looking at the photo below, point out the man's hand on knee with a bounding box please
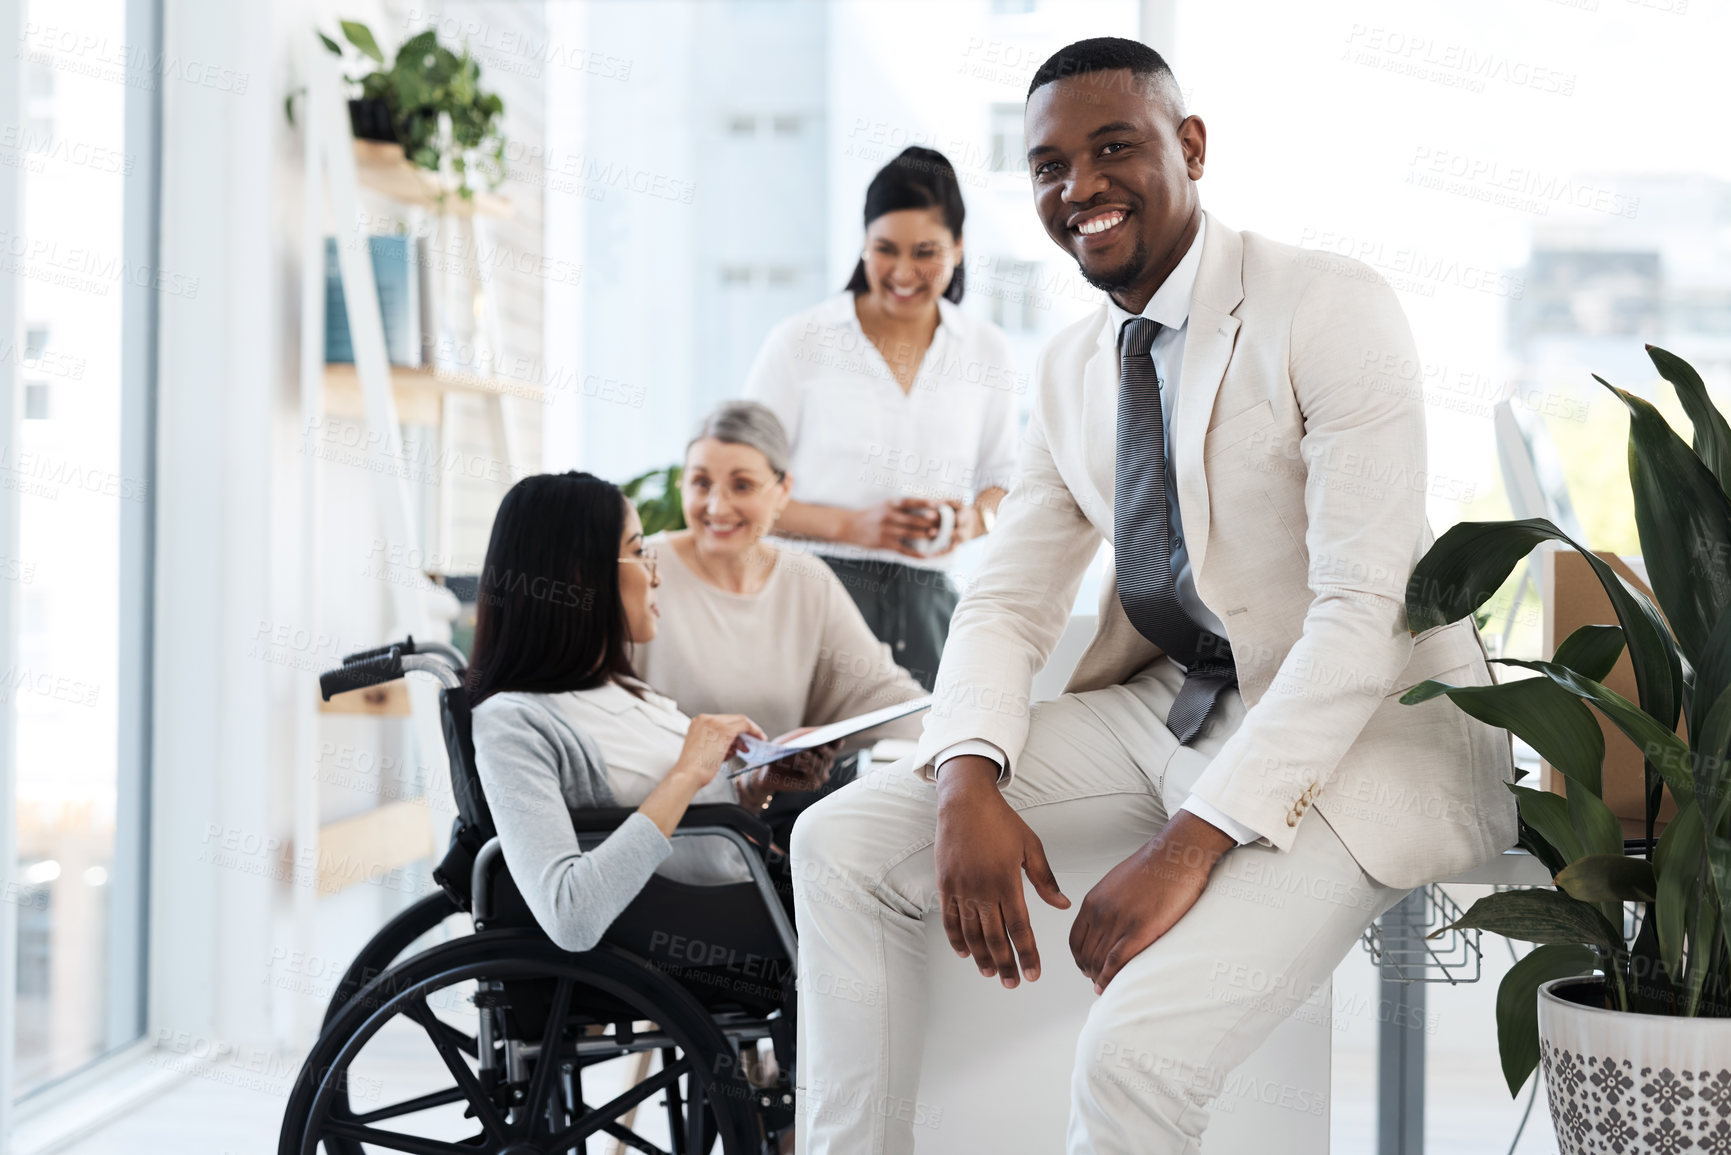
[934,756,1070,989]
[1070,810,1236,995]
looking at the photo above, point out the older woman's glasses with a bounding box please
[618,545,659,580]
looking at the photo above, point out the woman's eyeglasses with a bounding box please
[618,545,659,580]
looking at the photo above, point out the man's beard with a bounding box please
[1075,234,1151,296]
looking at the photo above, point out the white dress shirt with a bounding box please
[934,214,1261,846]
[743,291,1023,571]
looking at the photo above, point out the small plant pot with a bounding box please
[1539,976,1731,1154]
[347,98,395,143]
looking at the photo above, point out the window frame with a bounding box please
[1,0,162,1111]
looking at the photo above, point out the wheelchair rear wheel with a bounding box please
[279,931,763,1155]
[318,890,466,1040]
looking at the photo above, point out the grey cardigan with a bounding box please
[471,691,673,952]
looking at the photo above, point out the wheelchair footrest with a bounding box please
[755,1074,797,1136]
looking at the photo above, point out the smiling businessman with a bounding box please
[790,37,1516,1155]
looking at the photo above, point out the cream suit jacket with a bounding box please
[914,217,1517,889]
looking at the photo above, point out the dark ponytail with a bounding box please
[844,146,966,304]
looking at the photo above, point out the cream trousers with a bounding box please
[790,659,1406,1154]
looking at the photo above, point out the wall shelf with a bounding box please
[318,679,411,717]
[353,139,510,219]
[323,362,545,426]
[311,799,436,895]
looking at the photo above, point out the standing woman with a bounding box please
[744,146,1022,690]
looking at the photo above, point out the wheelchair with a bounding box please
[278,637,801,1155]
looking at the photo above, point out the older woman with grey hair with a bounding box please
[634,400,928,838]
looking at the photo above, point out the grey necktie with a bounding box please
[1114,316,1235,745]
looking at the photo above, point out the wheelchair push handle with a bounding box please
[341,636,419,665]
[319,648,403,700]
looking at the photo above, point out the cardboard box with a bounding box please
[1540,547,1680,838]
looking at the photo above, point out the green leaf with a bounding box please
[1697,682,1731,832]
[340,20,384,64]
[1568,785,1627,860]
[1709,827,1731,967]
[1654,802,1705,977]
[1495,945,1598,1096]
[1554,624,1627,684]
[1406,519,1681,734]
[397,29,439,67]
[1626,904,1675,1015]
[1518,819,1570,878]
[358,71,391,102]
[1501,659,1694,807]
[316,30,343,56]
[1405,674,1606,794]
[1693,609,1731,757]
[1555,854,1656,903]
[1405,519,1556,634]
[1512,785,1585,864]
[1598,375,1731,673]
[1684,900,1720,1016]
[1648,344,1731,496]
[1438,887,1623,953]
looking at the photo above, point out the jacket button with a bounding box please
[1286,812,1298,827]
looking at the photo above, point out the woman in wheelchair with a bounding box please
[466,469,833,954]
[280,472,821,1155]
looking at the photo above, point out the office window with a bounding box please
[11,0,156,1097]
[982,257,1041,333]
[989,103,1024,173]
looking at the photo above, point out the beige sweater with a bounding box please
[634,532,928,746]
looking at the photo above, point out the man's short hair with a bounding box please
[1026,37,1183,118]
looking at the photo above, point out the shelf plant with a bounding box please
[1400,344,1731,1095]
[291,19,507,202]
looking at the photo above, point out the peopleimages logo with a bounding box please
[21,22,250,94]
[0,228,200,299]
[1407,147,1639,220]
[1341,25,1576,97]
[0,445,150,502]
[1296,229,1524,300]
[0,125,132,175]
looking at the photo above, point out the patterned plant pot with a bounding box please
[1539,977,1731,1154]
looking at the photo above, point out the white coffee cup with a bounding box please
[909,502,955,556]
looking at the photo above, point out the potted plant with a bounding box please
[621,465,687,536]
[290,19,507,202]
[1401,344,1731,1152]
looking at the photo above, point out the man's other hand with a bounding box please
[1069,809,1235,994]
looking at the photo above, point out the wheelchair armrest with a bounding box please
[549,803,796,961]
[567,803,775,850]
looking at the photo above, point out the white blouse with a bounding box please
[742,291,1024,571]
[546,681,749,884]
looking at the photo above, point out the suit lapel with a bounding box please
[1173,220,1245,581]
